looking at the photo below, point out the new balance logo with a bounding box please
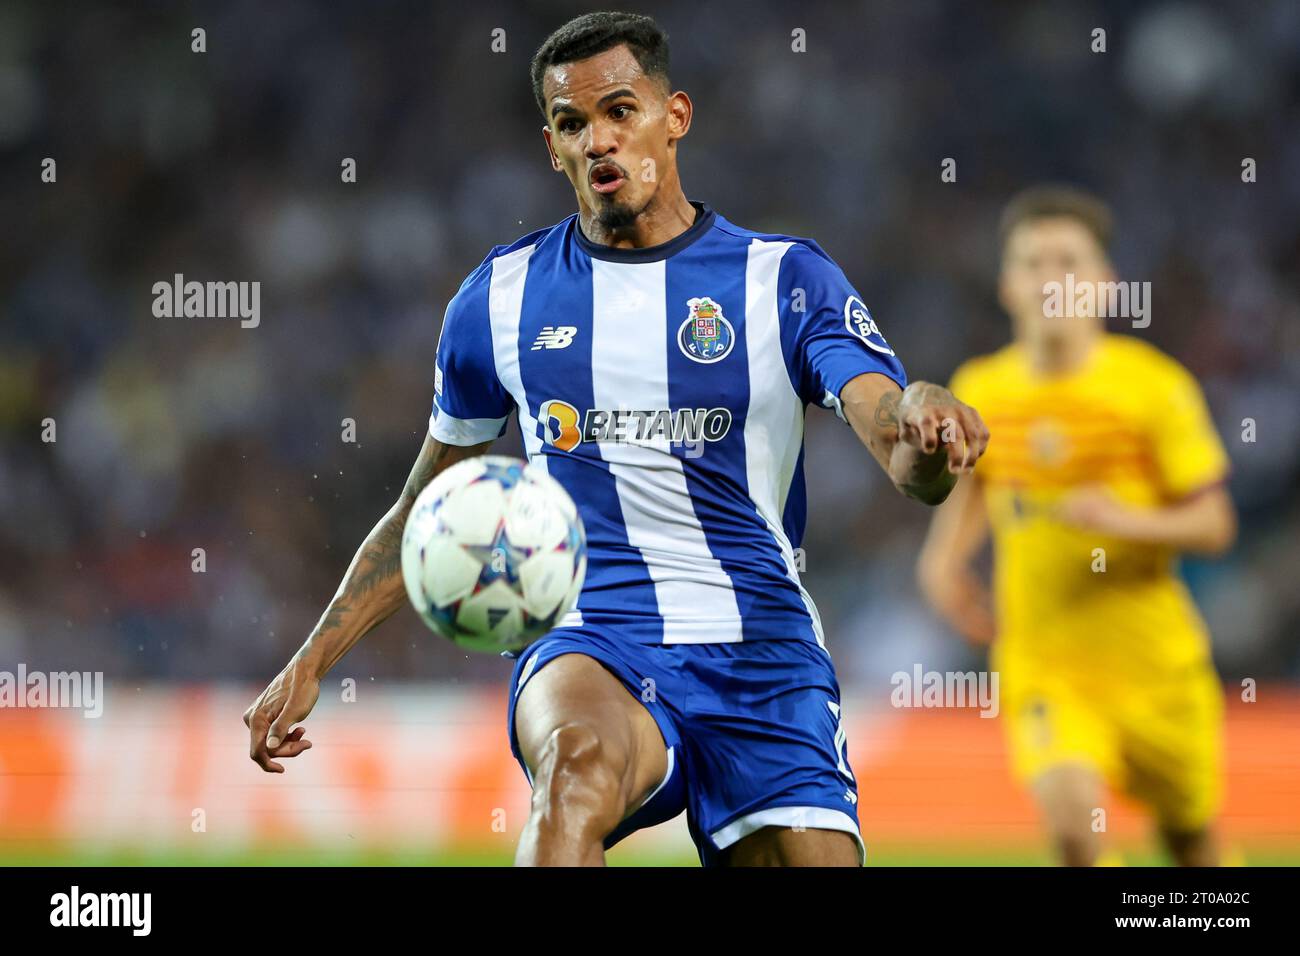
[531,326,578,350]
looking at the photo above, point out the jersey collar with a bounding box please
[573,200,715,263]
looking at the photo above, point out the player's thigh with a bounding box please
[513,652,669,815]
[1004,672,1119,821]
[1121,667,1223,833]
[723,825,860,867]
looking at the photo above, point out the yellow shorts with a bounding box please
[997,657,1224,831]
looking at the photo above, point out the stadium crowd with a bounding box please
[1,0,1297,684]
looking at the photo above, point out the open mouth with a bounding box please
[589,162,626,195]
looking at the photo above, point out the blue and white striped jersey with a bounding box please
[429,201,906,645]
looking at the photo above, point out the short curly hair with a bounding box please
[530,12,671,119]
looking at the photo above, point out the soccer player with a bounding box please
[244,12,988,866]
[918,186,1236,867]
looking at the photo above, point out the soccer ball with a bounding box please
[401,455,586,653]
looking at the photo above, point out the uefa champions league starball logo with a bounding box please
[678,296,735,363]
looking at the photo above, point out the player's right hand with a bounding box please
[896,382,990,476]
[244,656,321,773]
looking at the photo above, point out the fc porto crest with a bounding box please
[677,296,735,364]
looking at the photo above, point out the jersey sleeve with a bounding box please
[779,241,907,416]
[1146,360,1230,499]
[428,261,514,445]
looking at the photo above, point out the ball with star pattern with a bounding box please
[400,455,586,653]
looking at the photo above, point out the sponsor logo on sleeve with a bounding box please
[844,295,894,355]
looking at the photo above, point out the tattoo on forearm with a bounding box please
[318,602,350,632]
[403,444,444,501]
[354,517,405,596]
[312,508,405,641]
[315,441,452,640]
[874,390,901,429]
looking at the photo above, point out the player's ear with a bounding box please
[541,125,563,173]
[666,90,692,144]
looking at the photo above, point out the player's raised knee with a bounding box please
[531,722,628,821]
[539,721,604,771]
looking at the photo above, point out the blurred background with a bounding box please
[0,0,1297,864]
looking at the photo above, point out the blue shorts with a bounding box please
[506,626,864,866]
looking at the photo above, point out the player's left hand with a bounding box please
[1058,485,1132,535]
[897,382,990,474]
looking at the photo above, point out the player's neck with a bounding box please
[1024,330,1100,377]
[578,186,696,250]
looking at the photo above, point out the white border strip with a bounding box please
[711,805,865,865]
[743,239,826,647]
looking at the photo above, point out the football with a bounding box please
[400,455,586,653]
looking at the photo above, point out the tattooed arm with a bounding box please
[244,434,491,772]
[301,435,491,674]
[838,373,989,506]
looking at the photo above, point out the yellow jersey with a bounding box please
[949,334,1230,677]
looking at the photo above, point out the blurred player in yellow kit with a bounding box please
[918,186,1237,866]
